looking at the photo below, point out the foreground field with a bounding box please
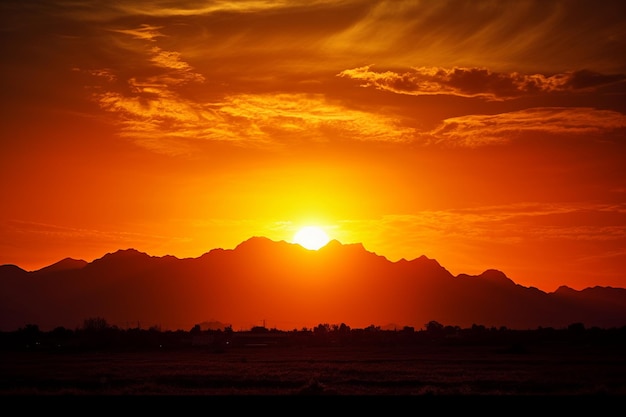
[1,342,624,396]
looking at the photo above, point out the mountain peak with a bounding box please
[105,248,149,258]
[35,257,87,274]
[321,239,365,252]
[0,264,27,275]
[88,248,152,269]
[235,236,278,249]
[115,248,147,255]
[455,269,515,287]
[479,269,513,283]
[555,285,576,294]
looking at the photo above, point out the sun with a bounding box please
[293,226,330,250]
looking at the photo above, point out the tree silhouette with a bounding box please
[425,320,444,334]
[82,317,109,331]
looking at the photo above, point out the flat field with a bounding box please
[1,342,624,396]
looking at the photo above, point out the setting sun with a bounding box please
[293,226,330,250]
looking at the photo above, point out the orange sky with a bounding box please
[1,0,625,292]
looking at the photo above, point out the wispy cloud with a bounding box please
[81,25,416,153]
[427,107,626,147]
[81,26,218,155]
[5,219,179,246]
[113,0,349,17]
[344,202,626,260]
[110,24,164,41]
[338,66,626,101]
[36,0,352,22]
[327,0,626,73]
[216,93,415,145]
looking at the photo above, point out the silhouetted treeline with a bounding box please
[2,317,625,353]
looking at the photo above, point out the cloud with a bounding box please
[216,93,415,145]
[94,86,415,152]
[82,26,220,154]
[70,10,626,153]
[427,107,626,147]
[110,24,164,41]
[5,219,178,247]
[33,0,348,22]
[112,0,347,17]
[338,66,626,100]
[349,202,626,257]
[327,0,626,73]
[81,25,416,153]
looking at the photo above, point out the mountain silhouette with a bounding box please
[1,237,625,332]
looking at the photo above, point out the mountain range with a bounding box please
[1,237,625,332]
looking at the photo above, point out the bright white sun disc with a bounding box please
[293,226,330,250]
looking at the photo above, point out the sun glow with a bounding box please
[293,226,330,250]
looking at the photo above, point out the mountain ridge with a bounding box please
[1,237,624,332]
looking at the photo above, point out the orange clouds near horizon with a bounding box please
[1,0,625,295]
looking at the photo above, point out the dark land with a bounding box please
[2,239,626,403]
[2,321,625,397]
